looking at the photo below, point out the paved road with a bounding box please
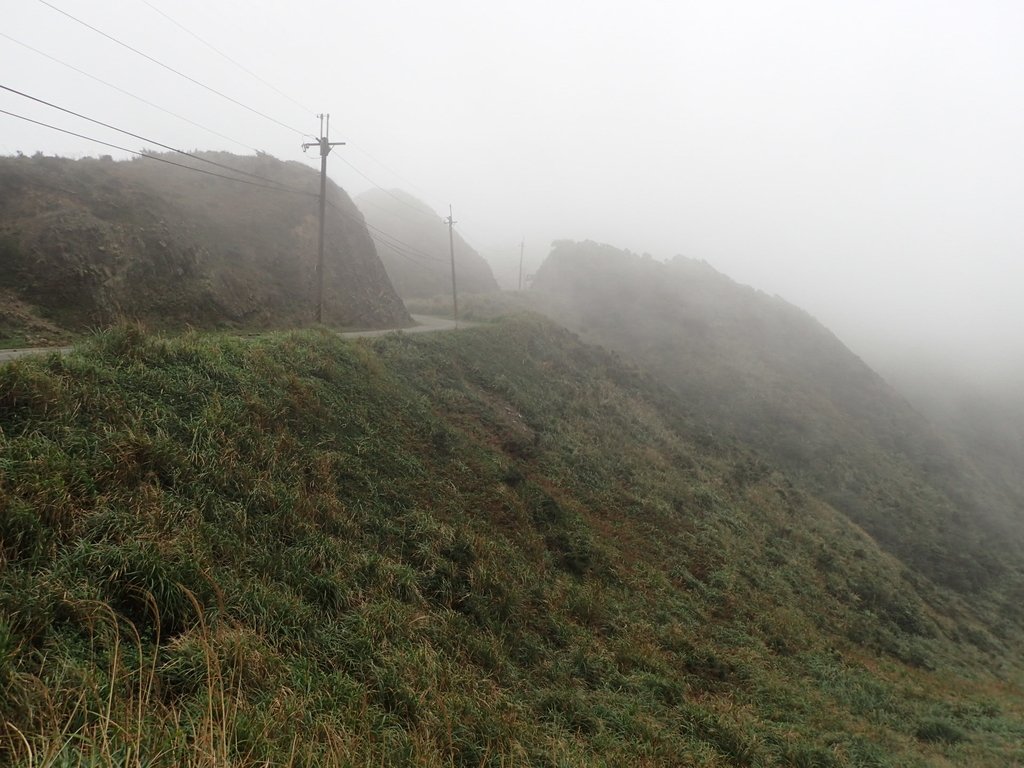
[345,314,462,338]
[0,344,72,363]
[0,314,463,364]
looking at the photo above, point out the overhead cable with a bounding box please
[328,199,445,264]
[336,155,437,221]
[0,108,313,195]
[0,83,310,194]
[135,0,315,119]
[0,31,258,153]
[348,140,441,205]
[36,0,308,137]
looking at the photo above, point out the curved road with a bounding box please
[0,314,463,364]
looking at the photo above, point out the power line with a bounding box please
[36,0,308,138]
[332,153,480,256]
[335,154,437,221]
[0,31,258,153]
[2,88,452,273]
[16,3,514,283]
[319,210,435,277]
[135,0,315,119]
[326,199,435,260]
[367,236,438,274]
[3,86,446,263]
[3,107,450,283]
[353,186,445,232]
[327,199,445,265]
[321,131,444,223]
[362,218,446,265]
[343,141,502,267]
[371,230,445,266]
[362,219,447,264]
[0,83,311,193]
[348,140,440,204]
[0,108,312,195]
[0,109,437,265]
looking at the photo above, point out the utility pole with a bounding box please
[445,205,458,328]
[302,114,344,324]
[518,238,525,291]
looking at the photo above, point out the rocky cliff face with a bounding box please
[0,152,410,333]
[355,188,499,299]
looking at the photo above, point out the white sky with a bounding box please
[2,0,1022,380]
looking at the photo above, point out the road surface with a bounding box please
[0,315,464,364]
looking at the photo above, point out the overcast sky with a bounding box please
[2,0,1022,382]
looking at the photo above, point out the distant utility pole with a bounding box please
[302,114,345,324]
[518,238,525,291]
[446,204,458,328]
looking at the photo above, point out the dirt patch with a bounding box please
[0,289,71,346]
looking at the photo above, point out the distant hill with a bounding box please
[355,188,499,298]
[529,241,1024,599]
[0,152,409,337]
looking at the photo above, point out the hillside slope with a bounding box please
[2,319,1022,766]
[355,188,499,298]
[0,152,409,335]
[886,369,1024,527]
[527,241,1024,600]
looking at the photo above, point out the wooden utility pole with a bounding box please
[445,204,458,328]
[518,238,525,291]
[302,114,344,323]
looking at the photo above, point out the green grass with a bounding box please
[522,241,1024,604]
[1,318,1022,766]
[0,335,30,349]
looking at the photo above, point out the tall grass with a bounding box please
[2,320,1022,766]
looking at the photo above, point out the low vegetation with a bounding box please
[0,152,408,334]
[519,241,1024,602]
[2,318,1022,765]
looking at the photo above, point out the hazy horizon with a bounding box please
[3,0,1022,389]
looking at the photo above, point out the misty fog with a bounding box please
[3,0,1022,394]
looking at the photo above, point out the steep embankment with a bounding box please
[355,188,499,298]
[0,152,409,336]
[528,241,1024,600]
[2,318,1022,766]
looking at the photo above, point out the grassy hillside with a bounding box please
[525,242,1024,601]
[886,370,1024,529]
[355,188,500,299]
[0,152,409,336]
[2,318,1022,766]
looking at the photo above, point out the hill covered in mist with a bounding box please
[355,188,499,299]
[3,319,1022,765]
[524,241,1024,602]
[891,372,1024,535]
[0,152,409,340]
